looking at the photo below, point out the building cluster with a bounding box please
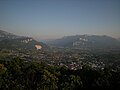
[1,48,119,70]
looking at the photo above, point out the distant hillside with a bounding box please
[0,30,22,41]
[0,30,47,50]
[48,35,120,49]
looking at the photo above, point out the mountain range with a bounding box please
[47,35,120,49]
[0,30,47,50]
[0,30,120,50]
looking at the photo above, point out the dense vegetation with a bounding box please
[0,57,120,90]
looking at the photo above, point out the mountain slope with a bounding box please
[0,30,47,50]
[48,35,120,49]
[0,30,22,41]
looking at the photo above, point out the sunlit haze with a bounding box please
[0,0,120,39]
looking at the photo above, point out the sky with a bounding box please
[0,0,120,39]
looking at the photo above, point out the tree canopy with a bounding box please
[0,57,120,90]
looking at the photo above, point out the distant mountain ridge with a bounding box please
[0,30,22,41]
[0,30,47,50]
[48,35,120,49]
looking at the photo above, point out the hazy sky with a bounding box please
[0,0,120,39]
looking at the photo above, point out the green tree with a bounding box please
[61,75,83,90]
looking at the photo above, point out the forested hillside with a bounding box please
[0,57,120,90]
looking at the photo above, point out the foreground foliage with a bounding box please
[0,57,120,90]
